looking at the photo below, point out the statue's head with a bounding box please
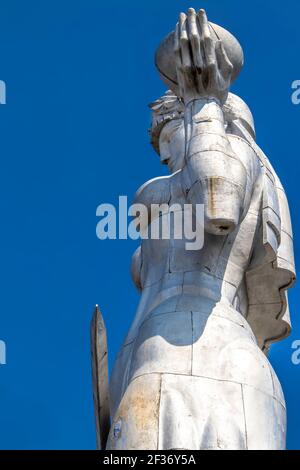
[150,91,256,176]
[150,91,260,234]
[149,91,185,173]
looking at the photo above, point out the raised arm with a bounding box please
[175,9,248,235]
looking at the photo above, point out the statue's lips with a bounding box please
[155,22,244,94]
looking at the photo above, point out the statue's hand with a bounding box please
[174,8,233,104]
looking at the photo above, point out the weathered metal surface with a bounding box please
[100,8,296,450]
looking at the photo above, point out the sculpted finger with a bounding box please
[198,9,210,40]
[174,22,182,69]
[179,12,191,69]
[174,22,185,97]
[215,40,233,79]
[198,9,215,68]
[187,7,203,71]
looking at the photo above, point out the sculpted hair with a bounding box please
[149,90,184,155]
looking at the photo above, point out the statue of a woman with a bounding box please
[104,8,295,450]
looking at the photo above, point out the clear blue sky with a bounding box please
[0,0,299,450]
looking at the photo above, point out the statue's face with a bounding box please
[158,119,185,173]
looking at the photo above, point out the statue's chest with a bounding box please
[137,174,259,288]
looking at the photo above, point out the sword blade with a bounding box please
[91,305,110,449]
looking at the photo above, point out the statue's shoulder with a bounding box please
[135,172,182,206]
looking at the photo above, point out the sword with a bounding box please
[91,305,111,450]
